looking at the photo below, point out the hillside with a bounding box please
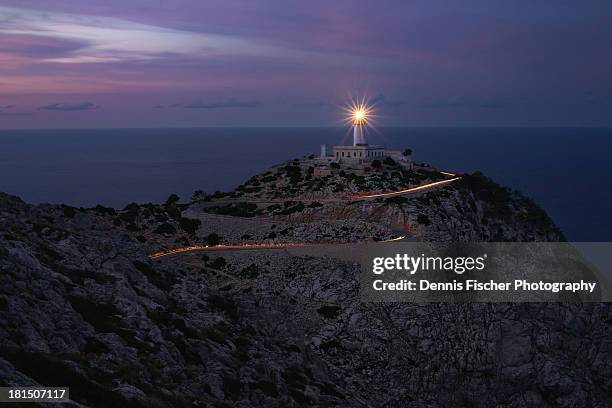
[206,155,447,201]
[0,160,608,407]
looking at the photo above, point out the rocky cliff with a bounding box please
[0,164,610,407]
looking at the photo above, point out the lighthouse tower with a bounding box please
[331,103,386,161]
[353,110,366,146]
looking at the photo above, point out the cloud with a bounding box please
[37,101,99,111]
[417,94,505,109]
[0,6,310,64]
[0,34,87,58]
[0,104,34,116]
[367,93,505,110]
[371,93,409,108]
[0,112,34,116]
[292,101,334,109]
[173,98,261,109]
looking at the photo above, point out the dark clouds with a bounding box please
[292,101,335,109]
[0,34,88,58]
[0,105,34,116]
[38,102,99,111]
[172,99,261,109]
[370,94,410,108]
[417,95,505,109]
[0,112,34,116]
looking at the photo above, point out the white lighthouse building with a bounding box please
[317,103,411,170]
[331,107,385,161]
[353,110,366,146]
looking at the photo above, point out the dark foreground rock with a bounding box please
[0,180,610,407]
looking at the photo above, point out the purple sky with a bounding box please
[1,1,611,128]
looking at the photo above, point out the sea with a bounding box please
[0,127,610,241]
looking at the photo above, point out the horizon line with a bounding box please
[2,125,612,131]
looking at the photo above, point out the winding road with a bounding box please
[149,174,460,260]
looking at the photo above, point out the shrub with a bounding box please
[133,260,172,291]
[371,160,381,169]
[383,157,395,166]
[123,203,140,212]
[68,295,122,333]
[153,223,176,234]
[417,214,431,226]
[93,205,116,216]
[178,217,201,235]
[191,190,207,202]
[208,257,226,270]
[208,294,238,320]
[384,196,408,205]
[165,205,181,220]
[284,165,302,184]
[119,210,137,224]
[205,233,220,246]
[239,264,259,278]
[207,202,258,218]
[62,205,77,218]
[53,264,117,285]
[165,194,180,205]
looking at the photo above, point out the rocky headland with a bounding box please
[1,155,610,407]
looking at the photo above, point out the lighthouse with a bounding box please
[330,101,387,161]
[353,108,366,146]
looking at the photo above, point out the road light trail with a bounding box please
[149,236,406,259]
[382,235,406,243]
[348,177,461,199]
[150,242,321,259]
